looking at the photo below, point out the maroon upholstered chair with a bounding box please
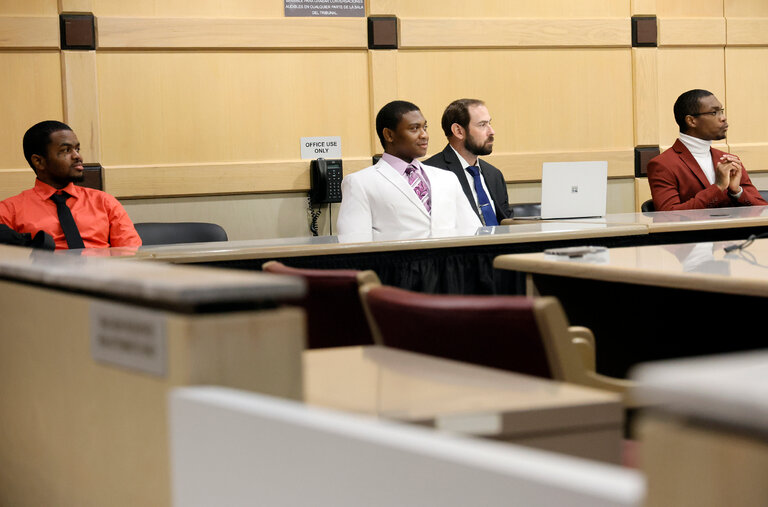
[360,284,634,404]
[262,261,380,349]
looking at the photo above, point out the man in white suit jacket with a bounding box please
[337,101,481,236]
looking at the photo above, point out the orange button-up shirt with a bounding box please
[0,179,141,250]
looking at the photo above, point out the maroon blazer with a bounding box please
[648,139,767,211]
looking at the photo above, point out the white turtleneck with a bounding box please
[678,132,715,184]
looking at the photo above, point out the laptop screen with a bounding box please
[540,161,608,219]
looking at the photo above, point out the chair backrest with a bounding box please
[170,386,644,507]
[263,261,380,349]
[510,202,541,218]
[640,199,655,213]
[134,222,228,246]
[360,285,556,378]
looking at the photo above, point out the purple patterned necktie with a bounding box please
[405,165,431,213]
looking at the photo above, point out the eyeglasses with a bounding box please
[689,108,725,118]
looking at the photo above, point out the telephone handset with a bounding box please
[310,158,343,204]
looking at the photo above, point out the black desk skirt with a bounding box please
[199,224,767,295]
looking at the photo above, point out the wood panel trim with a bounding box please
[59,0,94,12]
[0,169,35,201]
[633,47,659,146]
[727,18,768,46]
[727,143,768,173]
[631,0,656,16]
[483,149,634,181]
[104,158,373,198]
[657,18,726,47]
[97,17,367,49]
[367,0,397,16]
[634,177,651,212]
[368,50,398,153]
[61,50,101,163]
[96,149,634,198]
[0,16,59,49]
[399,18,630,49]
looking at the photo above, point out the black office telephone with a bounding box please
[309,158,343,204]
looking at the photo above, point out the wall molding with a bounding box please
[399,18,630,48]
[658,18,725,47]
[481,149,634,182]
[97,17,367,49]
[0,16,59,48]
[727,18,768,46]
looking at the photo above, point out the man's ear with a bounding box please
[30,154,45,174]
[382,127,395,144]
[685,115,697,131]
[450,123,465,140]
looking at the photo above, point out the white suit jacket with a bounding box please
[336,158,481,236]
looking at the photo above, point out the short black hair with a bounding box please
[23,120,72,171]
[673,89,713,133]
[441,98,485,138]
[375,100,421,149]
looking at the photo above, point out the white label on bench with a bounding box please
[90,301,167,377]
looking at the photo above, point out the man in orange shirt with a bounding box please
[0,120,141,249]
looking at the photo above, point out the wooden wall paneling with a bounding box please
[658,18,726,46]
[0,16,59,48]
[633,48,660,146]
[0,170,36,201]
[656,48,725,145]
[368,50,398,154]
[91,0,284,18]
[59,0,94,13]
[727,19,768,46]
[97,17,367,49]
[724,0,768,18]
[104,158,372,198]
[632,0,657,16]
[380,1,629,18]
[61,51,100,163]
[0,52,63,170]
[655,0,723,18]
[399,18,630,49]
[398,48,634,172]
[96,51,370,164]
[634,177,652,211]
[2,0,58,16]
[487,150,634,182]
[368,0,398,16]
[725,48,768,172]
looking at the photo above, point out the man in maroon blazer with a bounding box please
[648,89,767,211]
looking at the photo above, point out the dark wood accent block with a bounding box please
[368,16,398,49]
[76,163,103,190]
[632,16,657,48]
[635,146,660,177]
[60,13,96,50]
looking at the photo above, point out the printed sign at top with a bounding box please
[284,0,365,17]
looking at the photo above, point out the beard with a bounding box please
[464,135,493,156]
[71,173,86,183]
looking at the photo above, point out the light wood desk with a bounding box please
[549,205,768,236]
[119,222,648,294]
[304,346,624,463]
[0,245,305,507]
[633,350,768,507]
[494,239,768,377]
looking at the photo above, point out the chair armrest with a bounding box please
[568,326,596,371]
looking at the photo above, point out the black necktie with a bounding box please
[50,192,85,249]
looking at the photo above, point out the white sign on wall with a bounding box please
[301,136,342,159]
[285,0,364,17]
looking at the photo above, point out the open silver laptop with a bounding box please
[539,161,608,219]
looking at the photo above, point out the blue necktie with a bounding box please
[466,165,498,226]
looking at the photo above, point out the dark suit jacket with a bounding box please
[648,139,767,211]
[424,145,512,221]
